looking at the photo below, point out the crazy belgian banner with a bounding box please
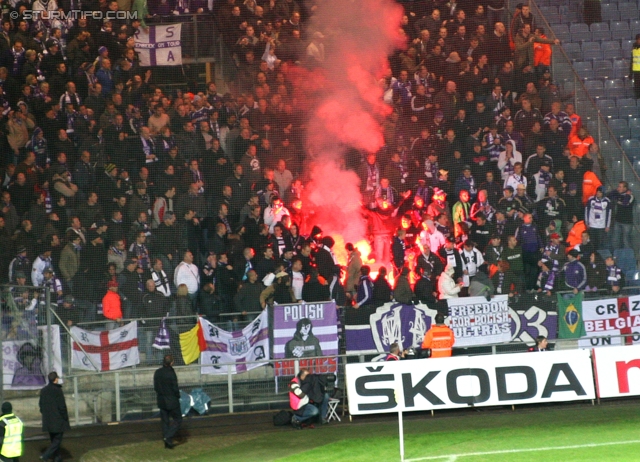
[344,297,556,355]
[199,311,270,375]
[134,24,182,66]
[447,295,511,347]
[71,322,140,371]
[272,301,339,376]
[346,349,595,415]
[579,295,640,348]
[3,325,62,390]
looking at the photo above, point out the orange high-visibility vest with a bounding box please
[422,325,455,357]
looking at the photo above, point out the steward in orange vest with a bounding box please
[422,313,455,358]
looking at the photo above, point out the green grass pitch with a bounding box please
[80,402,640,462]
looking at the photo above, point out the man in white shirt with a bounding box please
[419,219,446,253]
[460,241,485,288]
[174,250,200,305]
[290,258,305,301]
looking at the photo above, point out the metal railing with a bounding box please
[530,0,640,255]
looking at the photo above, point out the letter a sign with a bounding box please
[134,24,182,66]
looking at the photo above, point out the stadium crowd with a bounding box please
[0,0,635,343]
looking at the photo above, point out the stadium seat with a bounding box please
[593,60,613,79]
[618,104,639,119]
[591,22,611,41]
[618,3,639,19]
[597,249,612,260]
[613,59,631,79]
[629,117,640,134]
[608,118,629,138]
[582,41,601,52]
[625,271,640,287]
[553,24,571,42]
[600,105,620,119]
[570,23,592,42]
[602,4,620,21]
[605,78,627,98]
[622,138,640,159]
[564,42,583,61]
[596,97,614,108]
[584,49,603,60]
[587,79,606,91]
[613,248,636,276]
[611,20,630,40]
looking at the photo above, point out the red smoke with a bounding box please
[294,0,404,267]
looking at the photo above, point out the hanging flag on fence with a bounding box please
[179,320,206,365]
[200,311,270,374]
[153,317,171,350]
[557,292,585,339]
[71,322,140,371]
[134,24,182,66]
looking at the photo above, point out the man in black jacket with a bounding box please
[154,355,181,449]
[39,371,70,462]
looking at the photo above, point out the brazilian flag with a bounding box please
[557,293,585,339]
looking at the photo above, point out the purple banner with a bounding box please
[272,302,338,376]
[345,301,558,355]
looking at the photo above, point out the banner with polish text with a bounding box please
[344,298,557,355]
[134,24,182,66]
[272,301,338,376]
[71,322,139,371]
[447,295,512,347]
[200,311,269,374]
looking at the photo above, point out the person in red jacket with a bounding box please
[102,280,122,329]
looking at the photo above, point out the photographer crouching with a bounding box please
[289,368,330,429]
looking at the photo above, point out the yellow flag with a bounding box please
[179,323,202,365]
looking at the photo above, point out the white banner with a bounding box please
[3,325,62,390]
[593,344,640,398]
[71,322,140,371]
[200,311,269,375]
[447,295,512,347]
[579,296,640,348]
[346,350,595,415]
[134,24,182,66]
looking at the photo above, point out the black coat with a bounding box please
[154,365,180,411]
[39,381,70,433]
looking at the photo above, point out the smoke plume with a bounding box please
[298,0,404,264]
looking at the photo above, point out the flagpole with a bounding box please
[48,306,102,372]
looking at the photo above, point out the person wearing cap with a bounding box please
[460,240,484,289]
[531,159,552,202]
[563,249,587,294]
[260,270,296,308]
[469,213,491,253]
[39,371,70,462]
[0,401,22,461]
[8,247,31,285]
[585,186,611,252]
[42,266,64,304]
[485,235,503,275]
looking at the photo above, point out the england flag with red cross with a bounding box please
[71,322,140,371]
